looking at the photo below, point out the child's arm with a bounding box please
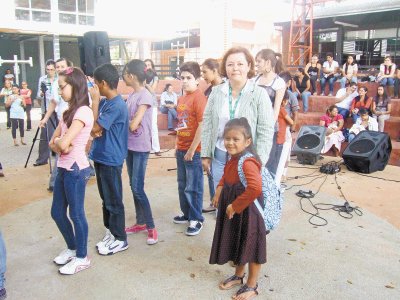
[129,104,149,132]
[49,124,63,154]
[55,120,85,153]
[212,186,223,208]
[230,158,262,215]
[5,96,12,108]
[89,85,103,137]
[184,122,202,161]
[285,114,294,126]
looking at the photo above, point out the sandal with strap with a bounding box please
[232,283,259,300]
[219,273,246,290]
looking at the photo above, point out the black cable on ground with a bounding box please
[295,172,362,226]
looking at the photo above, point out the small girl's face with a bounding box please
[377,87,384,95]
[12,86,19,94]
[224,128,251,157]
[281,98,288,107]
[58,76,72,102]
[144,61,152,70]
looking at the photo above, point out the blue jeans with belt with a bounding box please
[126,150,155,229]
[51,163,91,258]
[176,150,204,222]
[0,230,6,289]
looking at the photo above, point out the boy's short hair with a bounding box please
[93,63,119,90]
[180,61,201,79]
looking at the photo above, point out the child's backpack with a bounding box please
[238,152,283,230]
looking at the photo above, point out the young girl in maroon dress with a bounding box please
[210,117,266,300]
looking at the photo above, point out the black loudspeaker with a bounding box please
[292,125,327,165]
[342,131,392,173]
[78,31,111,76]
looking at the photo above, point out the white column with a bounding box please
[19,41,27,82]
[38,36,45,77]
[53,34,60,60]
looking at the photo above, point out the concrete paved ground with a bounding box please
[0,109,399,299]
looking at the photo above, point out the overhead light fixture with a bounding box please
[334,21,358,28]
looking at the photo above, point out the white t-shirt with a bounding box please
[343,63,358,76]
[335,88,358,109]
[323,60,339,74]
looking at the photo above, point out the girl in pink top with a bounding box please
[48,67,94,275]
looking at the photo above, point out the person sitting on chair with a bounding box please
[160,83,178,131]
[348,108,378,142]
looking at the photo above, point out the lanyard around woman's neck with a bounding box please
[228,85,243,120]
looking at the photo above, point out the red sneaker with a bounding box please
[147,228,158,245]
[125,224,147,234]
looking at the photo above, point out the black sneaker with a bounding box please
[173,214,188,224]
[186,221,203,236]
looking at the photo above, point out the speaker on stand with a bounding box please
[342,131,392,173]
[78,31,111,76]
[292,125,327,165]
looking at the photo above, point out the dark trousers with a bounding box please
[36,113,57,165]
[11,118,24,139]
[25,104,32,130]
[94,162,127,241]
[5,107,11,128]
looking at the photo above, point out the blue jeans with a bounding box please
[51,163,91,258]
[380,78,394,86]
[126,151,155,229]
[176,150,204,222]
[160,106,177,130]
[0,230,6,289]
[294,91,311,112]
[211,147,227,194]
[94,162,127,241]
[320,76,337,94]
[340,76,357,88]
[337,107,350,119]
[348,133,356,143]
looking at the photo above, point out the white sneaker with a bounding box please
[96,229,114,249]
[98,239,129,255]
[53,249,76,265]
[59,256,91,275]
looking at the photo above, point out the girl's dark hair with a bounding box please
[354,86,368,103]
[60,67,90,127]
[256,48,285,74]
[202,58,220,72]
[297,67,307,76]
[144,59,156,70]
[375,84,389,104]
[221,47,255,79]
[326,104,338,115]
[223,117,261,164]
[123,59,148,83]
[164,83,172,92]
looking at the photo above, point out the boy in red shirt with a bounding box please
[266,91,294,178]
[173,62,207,236]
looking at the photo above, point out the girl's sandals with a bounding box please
[232,283,259,300]
[219,273,246,290]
